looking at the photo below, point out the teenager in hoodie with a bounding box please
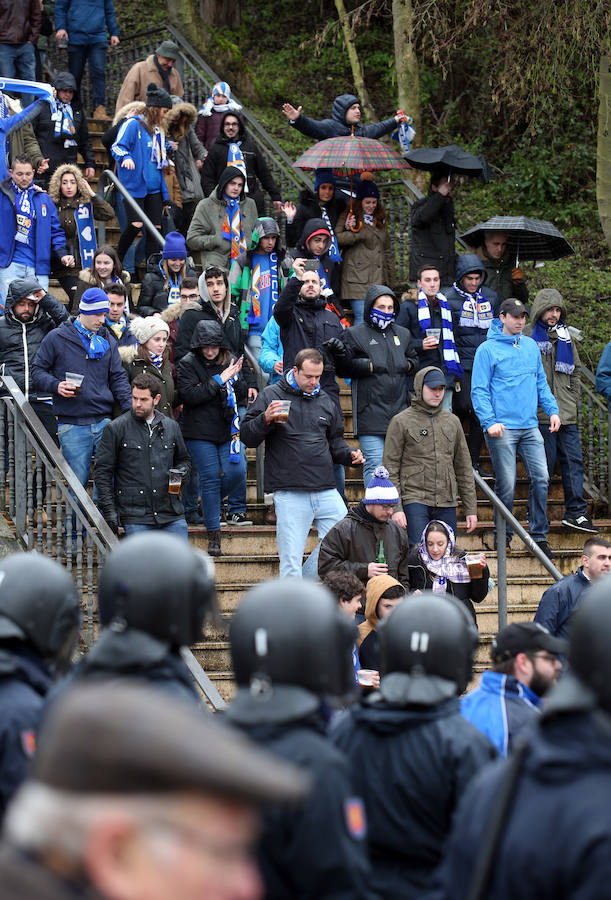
[195,81,241,150]
[356,574,405,671]
[294,216,342,299]
[281,93,404,140]
[282,167,346,250]
[187,165,257,271]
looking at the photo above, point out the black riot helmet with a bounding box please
[377,593,478,705]
[0,553,81,667]
[97,533,216,647]
[227,578,357,725]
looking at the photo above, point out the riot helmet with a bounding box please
[97,533,216,647]
[378,593,478,704]
[0,553,81,669]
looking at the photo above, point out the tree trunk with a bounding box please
[334,0,377,122]
[392,0,421,145]
[597,55,611,252]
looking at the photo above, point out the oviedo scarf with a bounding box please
[213,373,241,462]
[222,194,246,260]
[370,308,395,330]
[285,366,320,398]
[247,251,278,325]
[454,283,494,330]
[73,318,109,359]
[227,142,248,191]
[148,350,164,369]
[319,205,341,263]
[417,522,470,593]
[151,125,167,170]
[13,183,35,246]
[106,314,127,340]
[74,203,97,269]
[158,258,181,305]
[53,101,76,147]
[530,319,575,374]
[417,289,463,379]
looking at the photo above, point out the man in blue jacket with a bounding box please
[471,297,560,559]
[281,93,404,140]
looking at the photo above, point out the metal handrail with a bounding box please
[96,169,165,249]
[243,345,266,504]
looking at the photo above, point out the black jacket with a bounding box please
[396,298,456,387]
[443,254,500,371]
[294,217,341,297]
[34,73,95,178]
[201,112,281,202]
[534,568,591,640]
[0,284,68,399]
[338,287,416,435]
[409,190,456,285]
[241,377,353,493]
[331,696,496,900]
[137,252,198,317]
[285,187,346,249]
[177,349,246,443]
[93,409,191,526]
[290,93,396,142]
[318,501,411,589]
[407,546,489,624]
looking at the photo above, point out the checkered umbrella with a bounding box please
[293,135,409,176]
[459,216,574,263]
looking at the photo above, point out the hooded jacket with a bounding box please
[0,180,68,283]
[137,252,197,317]
[164,102,206,204]
[472,243,529,304]
[534,567,591,640]
[338,285,417,435]
[285,186,346,249]
[471,319,560,432]
[34,73,95,177]
[0,279,69,399]
[73,265,132,311]
[383,367,477,512]
[228,218,291,331]
[289,93,397,141]
[318,500,411,588]
[54,0,119,46]
[460,670,542,757]
[356,573,402,670]
[330,695,496,899]
[336,206,395,299]
[295,216,341,297]
[444,253,500,370]
[186,166,258,270]
[409,189,456,285]
[201,111,280,202]
[523,289,581,424]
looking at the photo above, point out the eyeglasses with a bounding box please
[180,293,200,300]
[530,652,560,664]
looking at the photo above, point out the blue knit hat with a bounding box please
[363,466,400,505]
[162,231,187,260]
[79,287,110,315]
[314,168,336,190]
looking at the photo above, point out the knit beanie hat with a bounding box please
[363,466,400,505]
[162,231,187,259]
[79,288,110,315]
[212,81,231,99]
[356,171,380,200]
[254,217,280,239]
[146,82,172,109]
[129,316,170,345]
[314,168,336,190]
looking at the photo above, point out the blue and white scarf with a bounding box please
[0,92,9,120]
[151,125,167,170]
[148,350,164,369]
[227,141,248,191]
[106,314,127,340]
[531,319,575,374]
[320,205,341,263]
[198,83,241,116]
[453,282,494,330]
[417,289,463,379]
[247,251,278,325]
[13,183,35,246]
[285,366,320,398]
[158,258,181,305]
[53,101,76,147]
[370,307,395,330]
[73,317,109,359]
[315,259,331,293]
[213,373,241,462]
[222,194,246,259]
[74,202,97,269]
[417,522,470,593]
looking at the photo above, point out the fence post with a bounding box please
[13,408,27,538]
[496,517,507,631]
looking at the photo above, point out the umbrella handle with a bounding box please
[348,173,362,232]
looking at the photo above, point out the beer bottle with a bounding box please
[376,540,386,565]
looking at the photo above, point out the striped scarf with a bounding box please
[417,522,470,593]
[222,195,246,259]
[213,373,241,462]
[148,350,164,369]
[227,142,248,192]
[106,314,127,340]
[417,289,463,379]
[320,205,341,263]
[151,125,167,170]
[454,283,494,329]
[53,101,76,145]
[530,319,575,374]
[247,251,278,324]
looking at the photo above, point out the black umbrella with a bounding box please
[404,144,492,181]
[459,216,575,264]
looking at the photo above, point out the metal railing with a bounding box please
[96,169,165,250]
[577,364,610,514]
[0,374,226,711]
[243,345,266,504]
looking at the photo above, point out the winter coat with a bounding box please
[241,377,353,493]
[273,275,344,405]
[0,647,52,818]
[534,567,591,640]
[186,180,258,270]
[137,252,197,317]
[195,100,241,150]
[94,408,190,526]
[290,93,396,141]
[0,179,68,279]
[165,102,206,204]
[120,346,177,419]
[338,286,416,435]
[470,244,529,304]
[471,319,560,432]
[330,695,497,900]
[409,190,457,285]
[258,316,283,383]
[111,115,169,201]
[336,210,395,299]
[2,99,45,182]
[228,242,291,332]
[383,367,477,512]
[49,195,115,278]
[201,112,280,203]
[295,216,341,297]
[0,843,104,900]
[114,55,183,115]
[460,670,542,757]
[33,74,95,177]
[285,187,346,249]
[32,320,132,423]
[0,283,68,399]
[596,341,611,410]
[427,710,611,900]
[0,0,41,44]
[396,296,457,388]
[73,266,132,310]
[406,545,489,623]
[444,253,500,371]
[523,290,581,425]
[318,501,411,588]
[54,0,119,45]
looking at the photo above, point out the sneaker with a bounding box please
[562,514,599,534]
[228,512,253,526]
[207,530,222,557]
[534,540,556,560]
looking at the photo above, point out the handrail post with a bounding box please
[13,405,26,538]
[97,170,165,250]
[243,344,266,505]
[496,517,507,630]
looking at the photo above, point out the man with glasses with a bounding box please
[460,622,566,756]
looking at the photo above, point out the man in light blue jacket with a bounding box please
[471,297,560,559]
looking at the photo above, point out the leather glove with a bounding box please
[323,337,348,358]
[104,513,119,535]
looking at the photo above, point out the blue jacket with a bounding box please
[0,180,68,277]
[443,253,499,371]
[596,340,611,411]
[54,0,119,45]
[461,670,541,757]
[534,568,591,639]
[111,117,169,202]
[31,320,132,424]
[471,319,559,431]
[0,98,50,182]
[258,316,283,384]
[290,93,396,141]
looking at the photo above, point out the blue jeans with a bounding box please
[68,43,107,108]
[485,427,550,543]
[358,435,385,487]
[123,519,189,542]
[186,439,247,531]
[441,387,453,411]
[58,418,110,534]
[540,423,586,518]
[274,488,347,577]
[350,299,365,327]
[0,42,36,102]
[0,263,48,311]
[404,502,457,548]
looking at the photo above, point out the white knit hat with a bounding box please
[363,466,400,505]
[129,316,170,345]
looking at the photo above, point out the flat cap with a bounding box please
[155,40,180,59]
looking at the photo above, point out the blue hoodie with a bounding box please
[461,670,541,757]
[471,319,559,431]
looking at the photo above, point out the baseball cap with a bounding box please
[491,622,567,662]
[422,368,446,388]
[499,298,528,317]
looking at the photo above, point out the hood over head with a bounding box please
[411,366,446,413]
[190,318,227,351]
[5,278,44,315]
[455,253,488,286]
[249,217,280,250]
[217,164,246,198]
[364,284,398,319]
[48,163,92,206]
[299,217,331,254]
[112,100,146,126]
[529,288,567,325]
[219,109,246,141]
[357,574,403,648]
[332,93,360,125]
[165,101,198,139]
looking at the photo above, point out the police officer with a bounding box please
[331,593,497,899]
[226,578,378,899]
[0,553,80,817]
[428,574,611,900]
